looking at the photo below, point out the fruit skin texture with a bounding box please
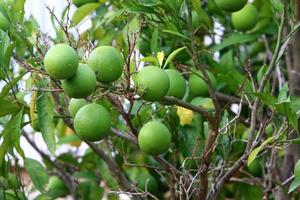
[165,69,186,99]
[88,46,124,83]
[215,0,247,12]
[231,4,258,31]
[68,98,88,118]
[44,44,79,80]
[188,70,216,97]
[0,12,9,30]
[136,66,170,101]
[138,121,171,155]
[73,0,98,7]
[62,64,96,98]
[74,103,111,142]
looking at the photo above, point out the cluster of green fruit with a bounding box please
[215,0,258,31]
[43,41,216,156]
[44,44,124,142]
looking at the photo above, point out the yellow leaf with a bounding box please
[157,51,164,66]
[176,106,193,126]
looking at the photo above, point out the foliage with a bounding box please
[0,0,300,199]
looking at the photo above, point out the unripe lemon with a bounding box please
[73,0,98,7]
[136,66,170,101]
[88,46,124,83]
[44,44,79,80]
[62,64,96,98]
[74,103,111,142]
[0,12,9,30]
[231,4,258,31]
[165,69,186,99]
[138,121,171,155]
[68,98,88,118]
[188,70,216,97]
[215,0,247,12]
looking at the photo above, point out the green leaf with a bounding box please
[271,0,284,12]
[289,178,300,193]
[3,42,16,69]
[276,102,298,132]
[139,56,159,66]
[57,134,81,145]
[211,33,260,52]
[0,72,26,99]
[277,83,290,104]
[71,3,101,27]
[163,47,186,69]
[151,28,158,53]
[219,50,235,73]
[36,84,56,154]
[0,30,10,68]
[162,30,189,40]
[0,98,20,116]
[0,109,23,165]
[24,158,49,192]
[248,136,275,166]
[252,92,277,108]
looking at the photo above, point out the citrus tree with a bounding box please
[1,0,300,199]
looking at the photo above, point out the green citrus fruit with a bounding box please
[138,121,171,155]
[165,69,186,99]
[62,64,96,98]
[72,0,98,7]
[136,66,170,101]
[88,46,124,83]
[48,176,68,197]
[231,4,258,31]
[215,0,247,12]
[44,44,79,80]
[74,103,111,141]
[188,70,216,97]
[68,98,88,118]
[0,12,9,30]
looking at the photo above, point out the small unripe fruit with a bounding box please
[0,12,9,30]
[62,64,96,98]
[165,69,186,99]
[138,121,171,155]
[136,66,170,101]
[231,4,258,31]
[44,44,79,80]
[215,0,247,12]
[72,0,98,7]
[188,70,216,97]
[68,98,88,118]
[88,46,124,83]
[74,103,111,142]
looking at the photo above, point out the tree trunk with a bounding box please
[275,1,300,199]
